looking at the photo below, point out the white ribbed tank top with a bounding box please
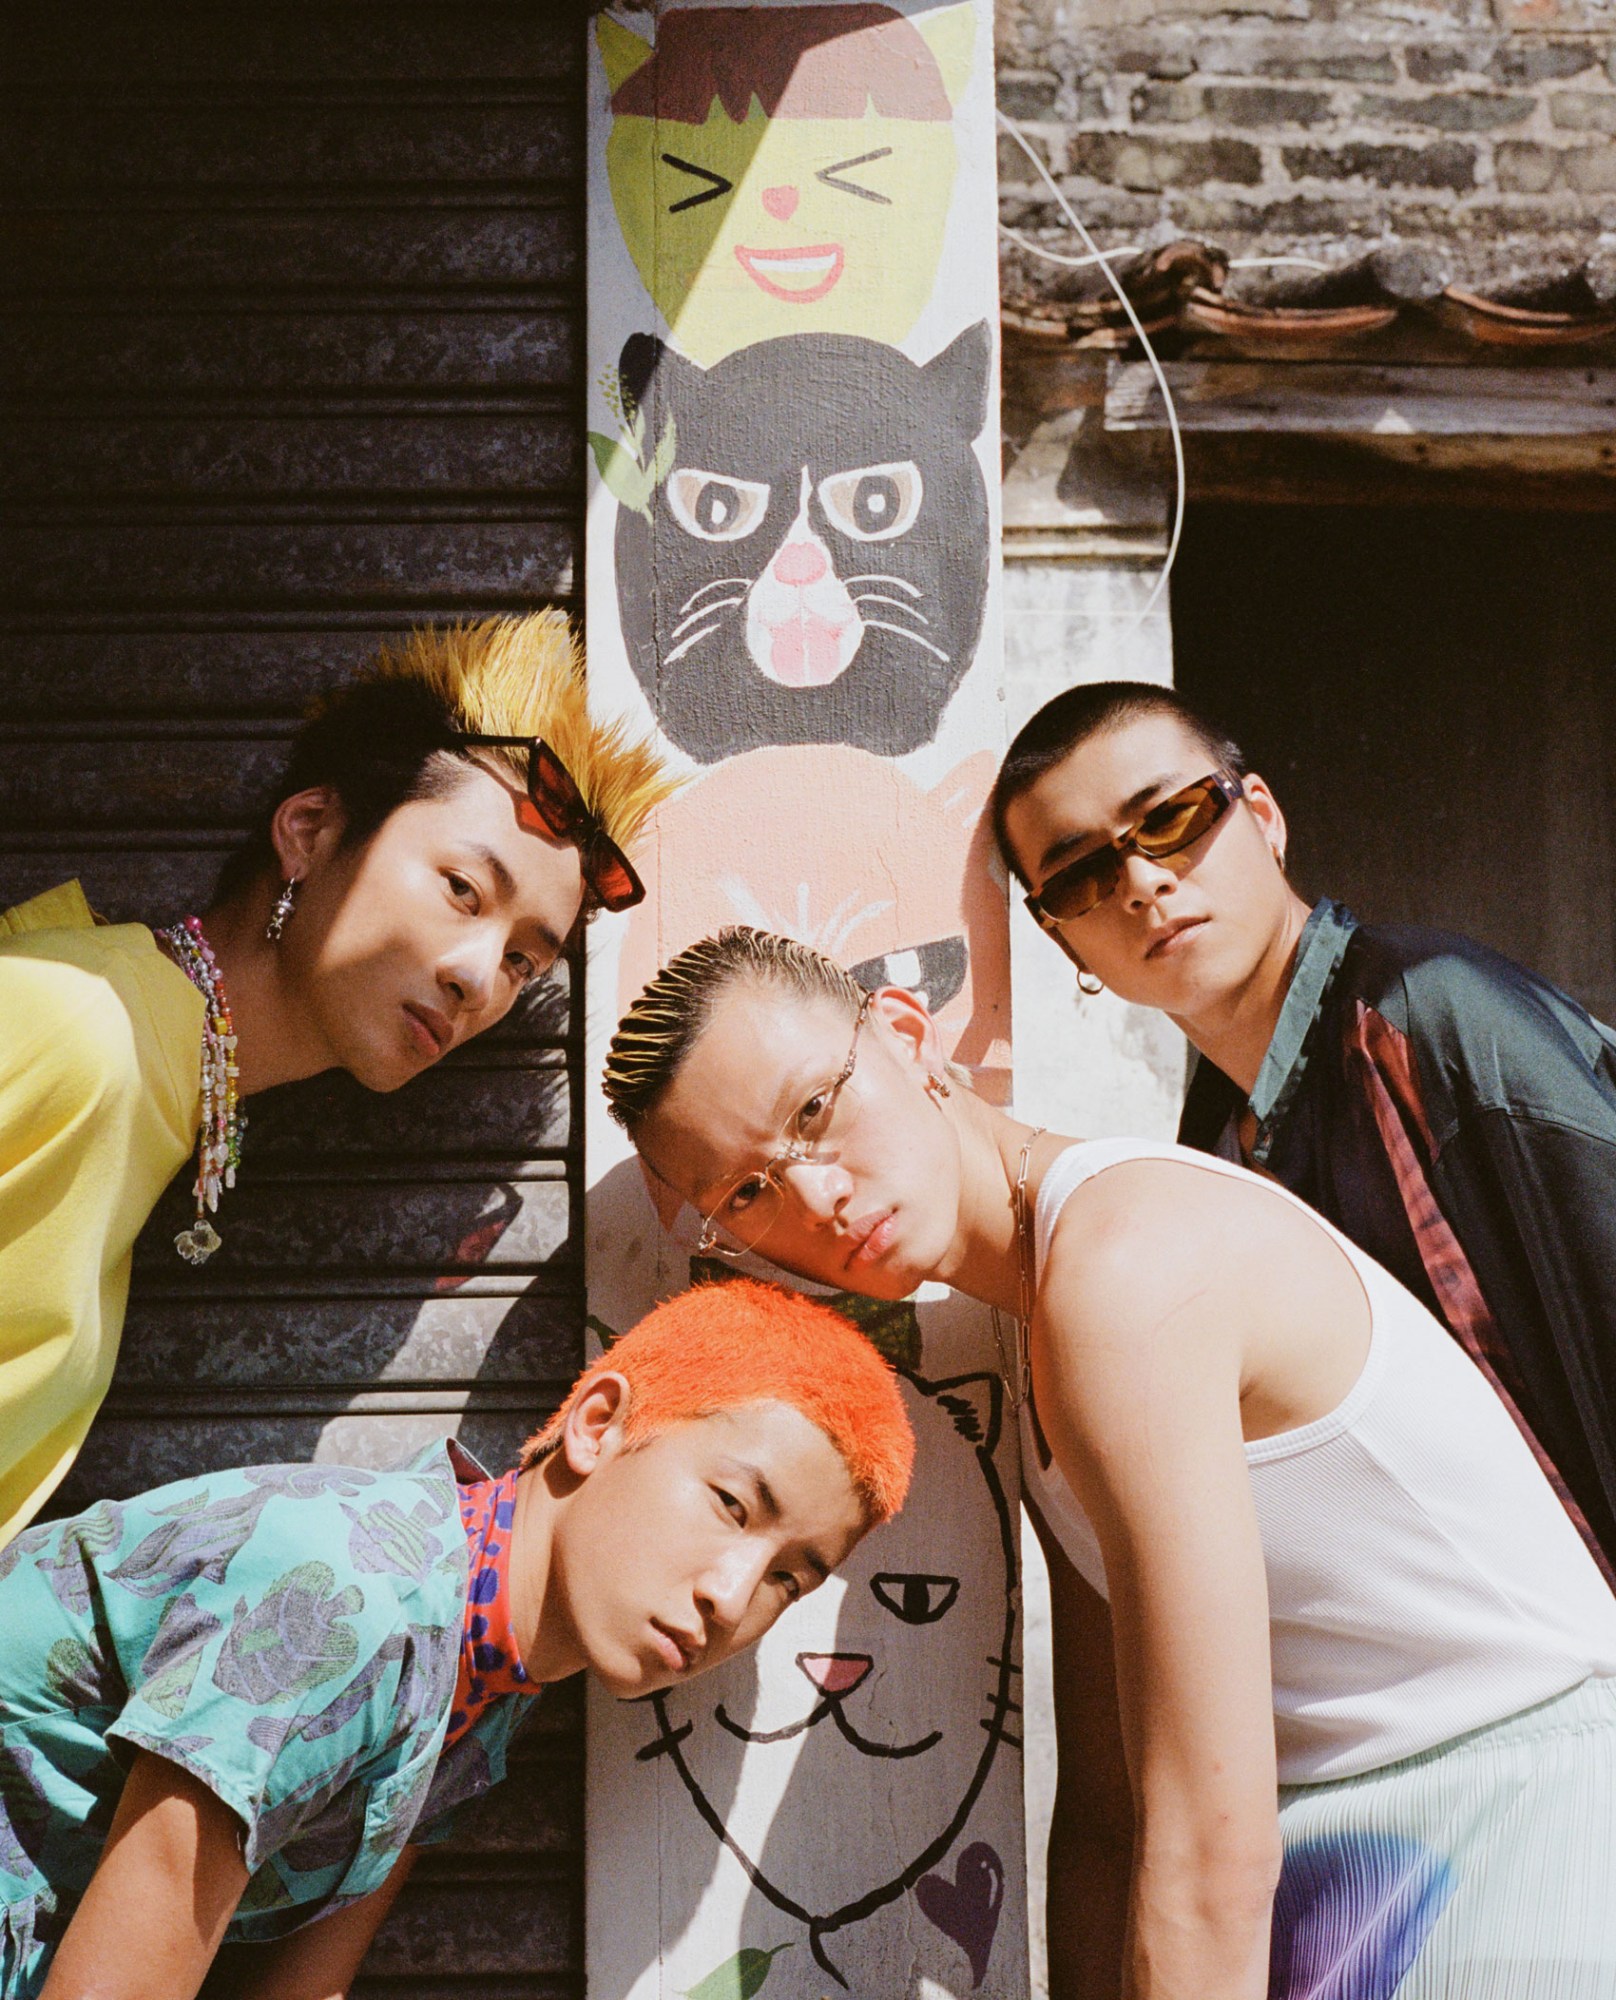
[1023,1138,1616,1785]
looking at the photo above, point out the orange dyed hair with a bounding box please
[521,1279,913,1524]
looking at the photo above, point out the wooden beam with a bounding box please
[1174,432,1616,513]
[1107,361,1616,439]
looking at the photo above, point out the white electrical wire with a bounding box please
[1001,227,1333,279]
[998,220,1144,270]
[1230,254,1334,272]
[996,109,1184,632]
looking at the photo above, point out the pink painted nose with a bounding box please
[761,183,799,221]
[797,1651,872,1697]
[773,539,827,587]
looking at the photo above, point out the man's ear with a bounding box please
[562,1373,631,1477]
[1240,773,1290,870]
[269,785,349,882]
[869,984,947,1072]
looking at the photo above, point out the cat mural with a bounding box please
[606,324,991,762]
[632,1361,1019,1991]
[615,744,1010,1085]
[599,4,972,366]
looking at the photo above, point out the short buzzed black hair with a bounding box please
[990,682,1246,887]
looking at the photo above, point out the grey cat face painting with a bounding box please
[609,325,992,763]
[634,1367,1019,1989]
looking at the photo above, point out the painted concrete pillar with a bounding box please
[583,8,1026,1996]
[999,366,1184,1991]
[1000,362,1186,1145]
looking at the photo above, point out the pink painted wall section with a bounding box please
[585,6,1024,1993]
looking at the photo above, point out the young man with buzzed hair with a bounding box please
[991,681,1616,1578]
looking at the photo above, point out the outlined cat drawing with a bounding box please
[599,4,972,365]
[609,324,991,762]
[615,745,1010,1085]
[633,1366,1020,1990]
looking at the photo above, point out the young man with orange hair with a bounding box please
[0,1279,912,2000]
[0,612,676,1549]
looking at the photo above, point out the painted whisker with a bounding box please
[677,576,752,613]
[670,597,745,640]
[862,620,950,662]
[663,621,723,665]
[851,593,932,622]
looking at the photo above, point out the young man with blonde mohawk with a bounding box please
[0,611,677,1547]
[0,1279,913,2000]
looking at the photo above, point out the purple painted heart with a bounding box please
[916,1840,1005,1987]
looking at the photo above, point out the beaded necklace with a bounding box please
[154,915,244,1265]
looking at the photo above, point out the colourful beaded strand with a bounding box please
[155,915,245,1265]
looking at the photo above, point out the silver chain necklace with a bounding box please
[991,1126,1045,1412]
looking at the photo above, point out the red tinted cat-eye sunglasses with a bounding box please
[452,734,645,912]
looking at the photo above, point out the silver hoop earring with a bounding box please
[925,1069,952,1100]
[265,878,298,943]
[1076,968,1105,997]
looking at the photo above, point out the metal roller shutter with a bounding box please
[0,5,588,1991]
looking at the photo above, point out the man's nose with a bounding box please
[697,1549,765,1633]
[440,935,502,1012]
[777,1156,851,1222]
[1117,847,1177,908]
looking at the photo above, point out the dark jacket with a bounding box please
[1180,899,1616,1580]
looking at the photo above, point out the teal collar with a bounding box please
[1246,898,1358,1163]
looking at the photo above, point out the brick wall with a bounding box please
[996,0,1616,302]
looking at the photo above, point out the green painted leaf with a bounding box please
[681,1943,792,2000]
[587,431,655,518]
[648,413,679,490]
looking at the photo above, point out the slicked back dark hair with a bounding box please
[990,682,1246,887]
[604,927,865,1133]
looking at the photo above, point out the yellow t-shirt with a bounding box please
[0,881,203,1545]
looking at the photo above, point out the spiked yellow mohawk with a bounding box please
[370,611,678,853]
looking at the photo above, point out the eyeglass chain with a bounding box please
[154,915,245,1266]
[991,1125,1046,1413]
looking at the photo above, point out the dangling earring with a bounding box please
[1076,967,1104,997]
[265,878,298,943]
[925,1069,952,1100]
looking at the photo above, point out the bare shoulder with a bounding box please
[1038,1153,1316,1338]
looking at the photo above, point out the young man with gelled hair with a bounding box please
[0,612,676,1548]
[991,680,1616,1579]
[0,1279,913,2000]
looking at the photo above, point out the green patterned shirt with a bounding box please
[0,1440,531,1986]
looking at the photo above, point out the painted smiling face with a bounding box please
[633,1363,1018,1988]
[600,4,970,365]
